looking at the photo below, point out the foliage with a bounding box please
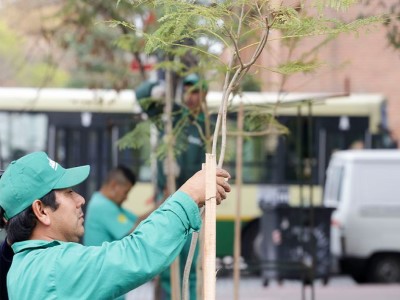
[1,0,386,88]
[273,60,323,75]
[315,0,359,11]
[272,6,383,39]
[364,0,400,49]
[240,74,261,91]
[2,0,384,155]
[118,119,152,150]
[112,0,383,161]
[127,0,382,85]
[0,21,21,56]
[118,108,201,161]
[34,0,155,89]
[0,20,69,87]
[244,111,289,135]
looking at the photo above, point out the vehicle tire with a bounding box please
[367,255,400,283]
[340,259,367,283]
[349,272,367,284]
[241,219,261,274]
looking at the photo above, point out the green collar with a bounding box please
[12,240,62,254]
[182,108,205,122]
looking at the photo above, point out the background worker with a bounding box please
[0,151,230,300]
[83,165,153,300]
[136,73,208,300]
[84,165,139,247]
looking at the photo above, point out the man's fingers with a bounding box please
[216,185,226,202]
[216,168,230,179]
[216,176,231,193]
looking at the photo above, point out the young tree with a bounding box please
[117,1,381,300]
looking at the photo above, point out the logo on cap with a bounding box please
[47,158,58,171]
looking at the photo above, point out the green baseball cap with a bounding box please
[0,152,90,220]
[183,74,208,91]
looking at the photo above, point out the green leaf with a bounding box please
[118,120,151,150]
[274,60,323,75]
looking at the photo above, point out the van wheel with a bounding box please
[367,255,400,283]
[350,272,367,284]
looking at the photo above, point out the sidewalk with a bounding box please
[215,276,400,300]
[127,276,400,300]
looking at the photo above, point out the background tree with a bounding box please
[0,0,157,89]
[364,0,400,50]
[0,18,68,87]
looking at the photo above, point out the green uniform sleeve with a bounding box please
[70,192,201,299]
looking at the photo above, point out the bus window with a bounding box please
[0,112,48,167]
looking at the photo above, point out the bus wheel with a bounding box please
[367,254,400,283]
[241,219,261,274]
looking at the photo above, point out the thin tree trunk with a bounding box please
[165,69,181,300]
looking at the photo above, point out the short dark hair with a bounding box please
[0,191,58,244]
[105,165,136,186]
[118,165,136,185]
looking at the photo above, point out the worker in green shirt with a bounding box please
[136,73,209,300]
[0,151,230,300]
[84,165,153,300]
[83,165,139,247]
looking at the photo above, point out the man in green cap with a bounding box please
[0,151,230,300]
[136,73,208,300]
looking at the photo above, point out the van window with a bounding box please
[354,162,400,204]
[324,165,344,204]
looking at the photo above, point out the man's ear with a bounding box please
[31,200,51,226]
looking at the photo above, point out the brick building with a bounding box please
[255,1,400,146]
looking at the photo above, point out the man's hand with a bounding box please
[179,168,231,207]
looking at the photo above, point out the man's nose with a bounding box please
[76,193,85,206]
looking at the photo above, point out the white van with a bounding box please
[324,149,400,283]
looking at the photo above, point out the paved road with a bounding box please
[127,275,400,300]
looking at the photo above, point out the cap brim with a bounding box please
[183,79,197,85]
[53,165,90,189]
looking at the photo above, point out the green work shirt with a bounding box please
[84,192,138,246]
[136,82,206,191]
[7,191,201,300]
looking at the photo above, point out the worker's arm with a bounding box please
[56,168,231,299]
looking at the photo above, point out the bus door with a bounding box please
[47,112,136,201]
[315,116,369,184]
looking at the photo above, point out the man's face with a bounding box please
[49,189,85,242]
[183,85,206,112]
[113,182,133,205]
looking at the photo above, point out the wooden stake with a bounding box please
[233,101,244,300]
[203,153,217,300]
[170,258,181,300]
[197,217,204,300]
